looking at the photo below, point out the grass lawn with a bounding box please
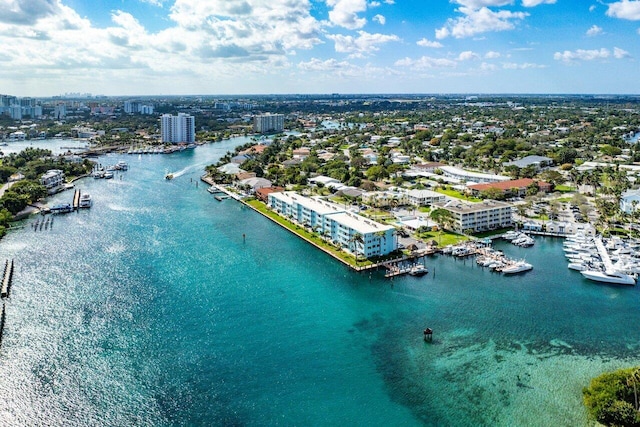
[246,199,371,267]
[434,188,481,202]
[416,230,469,246]
[418,206,432,213]
[473,228,511,238]
[554,185,575,193]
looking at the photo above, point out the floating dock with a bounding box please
[1,259,14,299]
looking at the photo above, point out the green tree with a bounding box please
[365,165,389,181]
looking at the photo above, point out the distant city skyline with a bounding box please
[1,0,639,96]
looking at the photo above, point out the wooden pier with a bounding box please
[1,259,14,299]
[72,189,81,210]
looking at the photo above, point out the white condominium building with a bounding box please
[433,199,513,233]
[254,114,284,134]
[40,169,65,193]
[267,192,397,258]
[161,113,195,144]
[438,166,511,184]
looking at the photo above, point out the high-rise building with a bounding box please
[161,113,195,144]
[54,104,67,120]
[253,114,284,133]
[124,101,154,115]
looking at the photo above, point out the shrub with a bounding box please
[583,367,640,427]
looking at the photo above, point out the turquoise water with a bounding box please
[0,139,639,425]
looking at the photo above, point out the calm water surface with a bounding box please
[0,138,639,426]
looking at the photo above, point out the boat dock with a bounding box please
[594,237,615,272]
[1,259,13,298]
[382,255,428,278]
[72,189,80,210]
[206,184,242,201]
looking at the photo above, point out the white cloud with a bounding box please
[139,0,165,6]
[416,38,443,48]
[606,1,640,20]
[327,31,399,57]
[436,7,528,39]
[586,25,603,36]
[0,0,327,95]
[458,50,480,61]
[453,0,513,7]
[326,0,368,29]
[521,0,556,6]
[394,56,457,69]
[502,62,545,69]
[485,50,501,58]
[0,0,61,25]
[298,58,401,80]
[480,62,497,71]
[298,57,353,71]
[614,46,631,58]
[373,14,386,25]
[553,47,630,62]
[554,48,610,62]
[589,5,596,12]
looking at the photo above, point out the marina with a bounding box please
[563,234,639,285]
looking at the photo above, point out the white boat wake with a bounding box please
[166,160,211,179]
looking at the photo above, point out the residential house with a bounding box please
[40,169,65,194]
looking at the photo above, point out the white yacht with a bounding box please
[79,193,92,208]
[501,261,533,274]
[408,264,428,276]
[581,270,636,286]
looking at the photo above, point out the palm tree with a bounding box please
[349,233,365,265]
[374,230,387,255]
[430,208,455,243]
[627,368,640,411]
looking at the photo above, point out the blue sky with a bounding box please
[1,0,639,96]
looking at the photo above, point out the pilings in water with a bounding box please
[0,259,14,347]
[1,259,13,299]
[0,302,5,346]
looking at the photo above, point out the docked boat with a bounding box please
[408,264,428,276]
[79,193,92,208]
[502,231,520,241]
[501,261,533,274]
[116,161,128,171]
[581,270,636,285]
[568,263,587,271]
[512,235,535,247]
[104,172,114,179]
[50,203,73,214]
